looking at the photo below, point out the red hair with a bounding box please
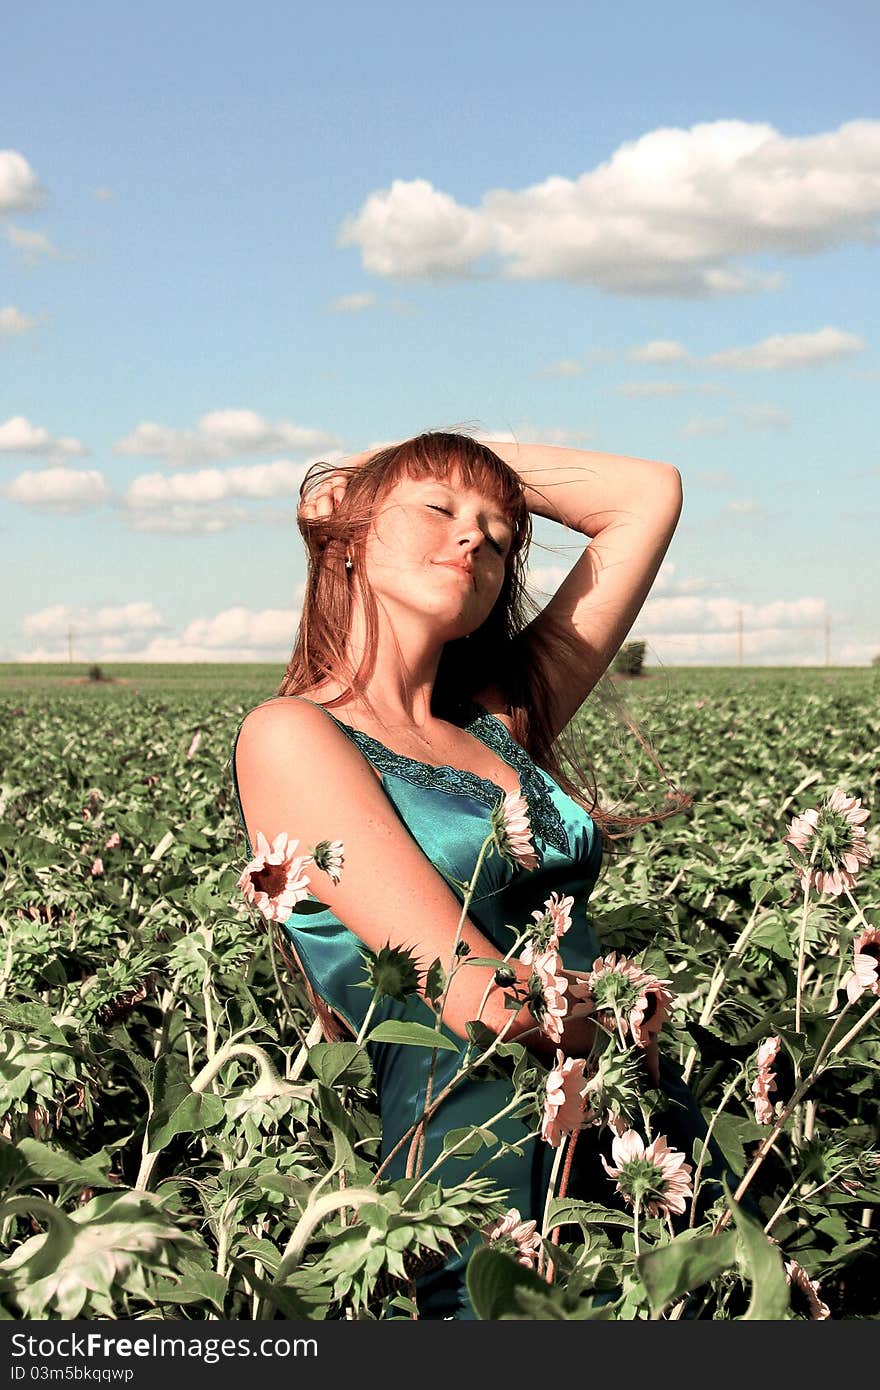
[279,430,691,839]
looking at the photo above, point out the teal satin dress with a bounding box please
[231,697,606,1318]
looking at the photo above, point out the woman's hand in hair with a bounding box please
[298,449,377,521]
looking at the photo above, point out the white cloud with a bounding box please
[478,424,594,447]
[0,416,88,460]
[2,467,110,512]
[182,605,299,651]
[23,601,165,640]
[682,404,790,435]
[617,381,720,397]
[637,595,825,635]
[330,292,377,312]
[15,602,301,663]
[0,306,37,337]
[114,409,339,466]
[340,120,880,296]
[6,224,65,263]
[125,458,314,510]
[127,503,258,535]
[0,151,44,212]
[708,326,867,371]
[682,415,729,437]
[538,359,584,378]
[629,339,691,364]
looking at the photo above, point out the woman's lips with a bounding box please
[435,560,475,587]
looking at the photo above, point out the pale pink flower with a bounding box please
[90,856,104,878]
[237,830,313,922]
[541,1050,591,1148]
[580,953,675,1049]
[103,831,121,850]
[841,927,880,1004]
[784,790,871,897]
[752,1035,780,1125]
[785,1259,831,1320]
[491,790,539,871]
[481,1208,542,1269]
[520,891,574,964]
[530,948,569,1044]
[186,730,202,760]
[601,1129,693,1218]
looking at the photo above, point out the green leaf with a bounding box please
[730,1192,791,1320]
[425,958,445,1008]
[365,1021,459,1052]
[307,1041,372,1088]
[441,1126,495,1159]
[148,1090,226,1152]
[16,1140,117,1191]
[466,1244,553,1321]
[638,1229,738,1317]
[150,1268,228,1312]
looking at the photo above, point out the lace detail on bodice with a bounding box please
[324,700,570,857]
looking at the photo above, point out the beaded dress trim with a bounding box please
[322,700,570,857]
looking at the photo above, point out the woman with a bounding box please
[231,430,685,1318]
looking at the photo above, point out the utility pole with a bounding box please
[824,609,830,667]
[737,608,743,667]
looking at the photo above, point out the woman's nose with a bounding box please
[456,522,484,550]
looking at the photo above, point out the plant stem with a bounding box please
[409,834,494,1179]
[538,1141,566,1281]
[355,991,380,1046]
[546,1128,580,1283]
[681,892,768,1084]
[374,1011,521,1183]
[794,872,812,1040]
[404,1092,526,1202]
[688,1067,744,1227]
[713,993,880,1231]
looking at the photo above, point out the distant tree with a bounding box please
[872,653,880,667]
[612,641,647,676]
[87,664,106,682]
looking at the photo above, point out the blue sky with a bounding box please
[2,0,878,666]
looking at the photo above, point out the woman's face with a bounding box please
[360,468,514,641]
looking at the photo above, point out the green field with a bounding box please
[0,663,877,1319]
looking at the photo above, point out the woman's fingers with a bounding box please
[299,471,349,520]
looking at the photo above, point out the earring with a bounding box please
[345,554,353,572]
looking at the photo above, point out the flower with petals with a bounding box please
[752,1035,780,1125]
[490,790,539,872]
[103,831,121,850]
[481,1208,542,1269]
[90,857,104,878]
[841,927,880,1004]
[528,948,569,1044]
[237,830,313,923]
[784,789,871,897]
[601,1129,693,1218]
[785,1259,831,1320]
[541,1050,591,1147]
[577,953,674,1049]
[186,730,202,760]
[520,892,574,964]
[311,838,345,886]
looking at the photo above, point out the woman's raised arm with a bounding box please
[486,440,683,738]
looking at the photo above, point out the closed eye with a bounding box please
[428,504,506,555]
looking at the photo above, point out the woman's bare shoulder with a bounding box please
[236,694,344,759]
